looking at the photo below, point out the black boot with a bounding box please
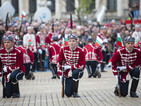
[130,79,139,98]
[114,85,119,96]
[73,81,80,98]
[12,83,20,98]
[101,63,107,72]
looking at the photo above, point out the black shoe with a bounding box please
[73,93,80,98]
[93,72,98,78]
[130,91,138,98]
[97,71,101,78]
[31,73,35,80]
[88,75,92,78]
[13,93,20,98]
[114,87,119,96]
[101,70,107,72]
[51,76,56,79]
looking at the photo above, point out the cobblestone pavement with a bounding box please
[0,68,141,106]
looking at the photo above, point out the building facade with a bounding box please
[0,0,141,21]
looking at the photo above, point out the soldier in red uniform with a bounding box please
[57,34,85,98]
[48,36,61,79]
[0,35,25,98]
[45,23,60,46]
[36,26,46,71]
[16,40,35,80]
[4,23,19,42]
[83,38,103,78]
[111,36,141,98]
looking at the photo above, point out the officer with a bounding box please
[57,33,85,97]
[83,38,103,78]
[0,35,25,98]
[48,36,61,79]
[111,36,141,98]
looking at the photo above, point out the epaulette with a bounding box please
[15,48,21,53]
[117,47,124,52]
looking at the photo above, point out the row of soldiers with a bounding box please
[0,18,141,98]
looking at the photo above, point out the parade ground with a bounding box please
[1,68,141,106]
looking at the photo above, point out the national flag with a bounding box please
[135,36,140,47]
[62,37,68,46]
[22,11,26,17]
[117,33,124,47]
[95,36,103,47]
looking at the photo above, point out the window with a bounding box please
[12,0,19,14]
[90,0,95,11]
[29,0,37,14]
[66,0,75,12]
[48,0,55,13]
[129,0,139,8]
[107,0,117,11]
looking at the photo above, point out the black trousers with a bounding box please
[119,68,140,97]
[5,70,24,98]
[24,63,31,77]
[50,63,58,77]
[86,61,98,76]
[65,69,83,97]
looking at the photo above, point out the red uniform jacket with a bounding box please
[0,46,25,81]
[48,42,61,64]
[83,44,103,63]
[111,47,141,82]
[17,46,34,65]
[45,32,53,46]
[57,46,85,77]
[36,32,46,50]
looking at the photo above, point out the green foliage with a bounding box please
[78,0,95,14]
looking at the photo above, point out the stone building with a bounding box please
[0,0,141,21]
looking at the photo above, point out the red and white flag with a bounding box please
[117,33,124,48]
[22,11,26,17]
[95,36,103,47]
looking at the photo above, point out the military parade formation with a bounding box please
[0,1,141,101]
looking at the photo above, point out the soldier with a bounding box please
[111,36,141,98]
[16,40,35,80]
[57,34,85,98]
[83,38,103,78]
[45,23,60,46]
[36,25,46,71]
[48,36,61,79]
[4,23,19,42]
[0,35,25,98]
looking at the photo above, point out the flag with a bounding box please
[117,33,124,47]
[22,11,26,17]
[62,37,68,46]
[135,36,140,47]
[95,36,103,47]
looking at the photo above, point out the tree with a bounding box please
[76,0,95,24]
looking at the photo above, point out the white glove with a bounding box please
[117,66,126,72]
[62,65,71,71]
[97,64,100,68]
[115,75,118,81]
[3,66,7,72]
[38,49,42,54]
[60,76,63,82]
[30,65,32,70]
